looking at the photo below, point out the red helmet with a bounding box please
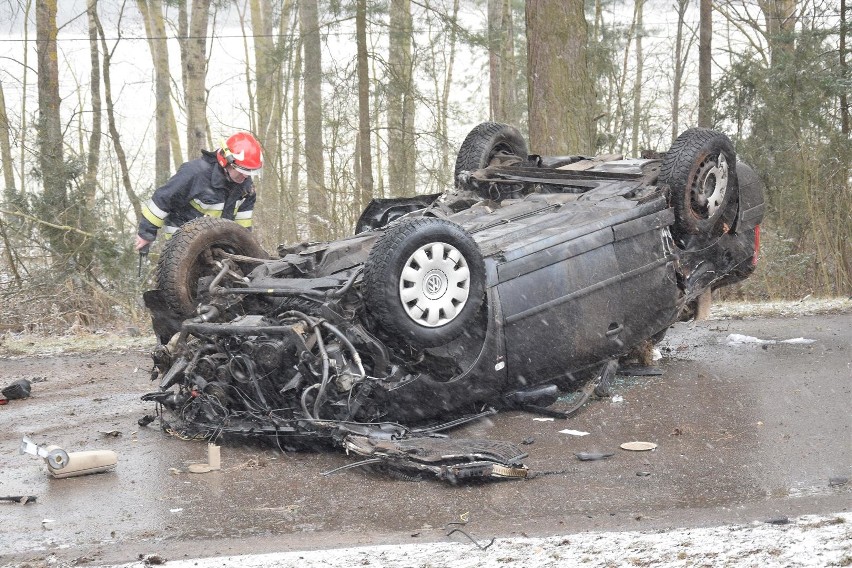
[217,132,263,176]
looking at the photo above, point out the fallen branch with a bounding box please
[0,208,96,238]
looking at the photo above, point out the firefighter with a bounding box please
[134,132,263,251]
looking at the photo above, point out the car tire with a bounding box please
[660,128,738,244]
[454,122,528,188]
[363,218,486,349]
[155,217,269,317]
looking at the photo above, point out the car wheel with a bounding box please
[155,217,269,317]
[363,218,486,349]
[660,128,738,243]
[454,122,528,188]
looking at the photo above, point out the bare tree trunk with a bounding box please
[94,12,143,224]
[698,0,712,128]
[85,0,102,208]
[300,0,327,240]
[186,0,210,157]
[0,81,16,201]
[439,0,461,178]
[526,0,595,154]
[387,0,416,197]
[178,0,189,109]
[356,0,374,213]
[19,0,32,196]
[168,101,183,169]
[287,29,302,243]
[695,0,713,318]
[137,0,172,185]
[841,0,849,135]
[248,0,280,240]
[631,0,644,156]
[488,0,518,125]
[372,55,385,199]
[36,0,68,255]
[759,0,797,66]
[488,0,502,122]
[671,0,689,142]
[0,215,22,285]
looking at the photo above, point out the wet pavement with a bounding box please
[0,313,849,566]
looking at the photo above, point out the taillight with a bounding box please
[752,225,761,266]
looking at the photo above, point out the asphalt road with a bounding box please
[0,310,849,567]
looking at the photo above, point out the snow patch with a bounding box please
[102,513,852,568]
[726,333,817,345]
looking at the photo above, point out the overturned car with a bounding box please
[142,123,764,482]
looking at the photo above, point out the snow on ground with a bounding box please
[105,513,851,568]
[709,297,851,319]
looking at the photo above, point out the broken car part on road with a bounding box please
[20,437,118,478]
[140,123,764,483]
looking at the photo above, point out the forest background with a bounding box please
[0,0,849,332]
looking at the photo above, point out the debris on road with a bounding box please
[187,443,221,474]
[0,495,37,504]
[445,522,495,550]
[138,415,155,427]
[559,429,590,436]
[20,436,118,478]
[575,452,614,461]
[2,379,32,400]
[620,441,657,451]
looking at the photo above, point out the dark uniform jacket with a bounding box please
[138,150,256,242]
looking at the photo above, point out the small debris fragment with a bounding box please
[621,441,657,451]
[636,471,652,477]
[99,430,122,438]
[169,508,183,513]
[611,394,625,403]
[520,436,535,445]
[2,379,31,400]
[532,417,554,422]
[188,444,221,474]
[829,477,848,487]
[0,495,37,504]
[766,517,790,525]
[559,429,590,436]
[575,452,614,461]
[138,415,155,427]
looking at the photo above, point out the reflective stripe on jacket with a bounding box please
[138,150,255,242]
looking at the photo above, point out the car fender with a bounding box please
[735,162,765,232]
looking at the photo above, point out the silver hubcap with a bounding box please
[399,241,471,328]
[696,153,729,217]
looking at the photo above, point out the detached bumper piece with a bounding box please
[344,435,528,483]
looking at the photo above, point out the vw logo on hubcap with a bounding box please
[423,270,447,299]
